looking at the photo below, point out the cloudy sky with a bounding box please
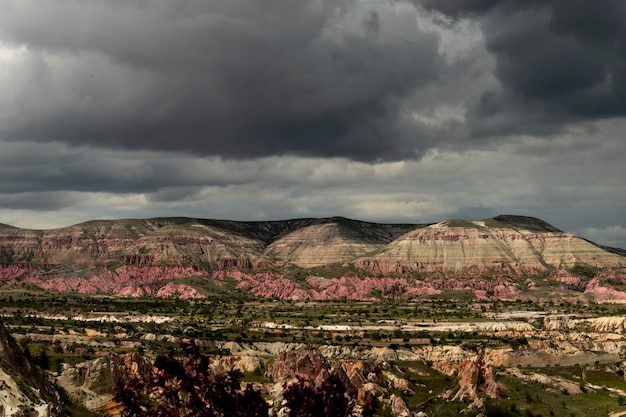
[0,0,625,249]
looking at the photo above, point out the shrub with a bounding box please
[115,340,269,417]
[283,374,354,417]
[115,340,375,417]
[484,400,512,417]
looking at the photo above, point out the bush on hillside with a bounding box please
[115,340,375,417]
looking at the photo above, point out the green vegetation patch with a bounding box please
[570,263,600,279]
[584,366,626,392]
[497,372,625,417]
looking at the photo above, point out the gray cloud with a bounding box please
[0,0,446,161]
[580,225,626,249]
[417,0,503,17]
[419,0,626,138]
[0,192,80,211]
[362,10,381,35]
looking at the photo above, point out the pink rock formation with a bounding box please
[266,349,390,407]
[267,350,330,382]
[584,277,626,301]
[156,283,205,299]
[27,265,200,295]
[554,270,581,286]
[228,271,445,300]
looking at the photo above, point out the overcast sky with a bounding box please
[0,0,625,249]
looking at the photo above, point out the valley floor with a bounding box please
[3,294,626,417]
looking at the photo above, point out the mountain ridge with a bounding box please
[0,215,421,243]
[0,214,624,301]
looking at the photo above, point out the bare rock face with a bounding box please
[579,316,626,333]
[56,352,152,411]
[341,360,385,388]
[26,265,202,296]
[0,319,62,417]
[583,278,626,301]
[419,346,476,364]
[210,355,263,374]
[433,357,501,403]
[266,349,404,413]
[267,350,330,382]
[389,394,411,417]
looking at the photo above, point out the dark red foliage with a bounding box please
[115,340,376,417]
[114,340,268,417]
[282,374,354,417]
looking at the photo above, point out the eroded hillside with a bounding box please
[0,215,624,301]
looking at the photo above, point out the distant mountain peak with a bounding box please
[492,215,563,233]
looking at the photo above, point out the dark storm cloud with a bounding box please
[0,192,80,211]
[0,0,444,161]
[419,0,626,137]
[0,142,255,195]
[418,0,504,17]
[0,142,159,194]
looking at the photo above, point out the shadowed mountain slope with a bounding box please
[265,217,421,267]
[493,215,563,233]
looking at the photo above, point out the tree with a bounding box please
[115,340,376,417]
[282,374,352,417]
[39,349,50,370]
[23,345,32,360]
[115,340,268,417]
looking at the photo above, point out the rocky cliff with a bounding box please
[0,319,62,417]
[56,352,152,412]
[0,215,623,300]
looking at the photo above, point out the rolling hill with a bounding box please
[0,215,623,301]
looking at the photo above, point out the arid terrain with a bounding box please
[1,215,625,302]
[1,215,626,417]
